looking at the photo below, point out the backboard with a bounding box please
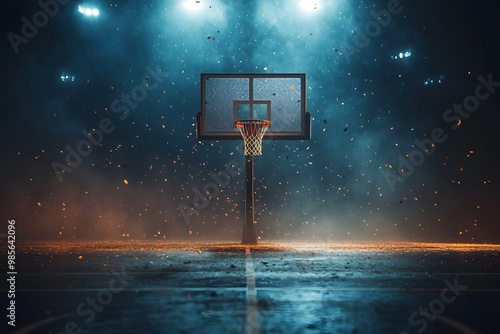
[197,73,311,140]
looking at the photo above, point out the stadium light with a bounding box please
[60,75,75,82]
[78,6,100,17]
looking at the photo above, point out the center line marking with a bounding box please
[245,248,259,334]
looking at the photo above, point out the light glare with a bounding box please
[184,0,202,11]
[299,0,319,11]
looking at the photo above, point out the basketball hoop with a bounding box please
[234,120,271,156]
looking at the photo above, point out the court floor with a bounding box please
[3,241,500,334]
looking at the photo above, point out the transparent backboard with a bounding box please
[197,74,311,140]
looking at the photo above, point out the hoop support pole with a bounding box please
[242,155,257,244]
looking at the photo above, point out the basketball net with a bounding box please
[234,120,271,156]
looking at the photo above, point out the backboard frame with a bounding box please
[196,73,311,140]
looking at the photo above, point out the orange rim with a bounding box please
[234,120,271,128]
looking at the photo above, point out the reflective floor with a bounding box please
[4,241,500,334]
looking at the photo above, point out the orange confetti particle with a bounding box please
[123,179,129,185]
[457,119,462,127]
[37,202,41,207]
[78,255,83,260]
[188,230,193,235]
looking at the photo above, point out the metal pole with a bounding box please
[242,155,257,244]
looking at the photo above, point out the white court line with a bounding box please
[246,248,259,334]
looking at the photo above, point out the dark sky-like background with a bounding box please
[1,0,499,242]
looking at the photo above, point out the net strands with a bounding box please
[234,120,271,156]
